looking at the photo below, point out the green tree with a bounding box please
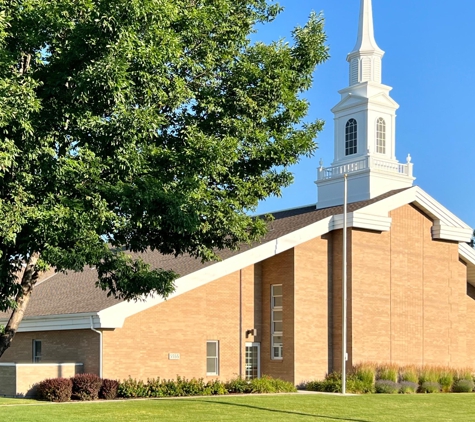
[0,0,328,357]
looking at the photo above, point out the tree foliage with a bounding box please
[0,0,328,315]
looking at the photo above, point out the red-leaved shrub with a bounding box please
[37,377,73,402]
[100,379,119,400]
[71,373,103,400]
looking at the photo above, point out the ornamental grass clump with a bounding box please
[399,381,418,394]
[400,366,419,384]
[420,381,441,394]
[418,366,439,385]
[452,379,474,393]
[376,364,398,383]
[437,368,455,392]
[374,380,400,394]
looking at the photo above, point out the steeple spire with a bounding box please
[347,0,384,85]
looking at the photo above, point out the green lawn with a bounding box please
[1,393,475,421]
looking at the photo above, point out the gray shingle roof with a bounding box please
[0,188,407,319]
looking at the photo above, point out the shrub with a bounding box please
[305,371,373,394]
[420,381,440,394]
[375,380,400,394]
[37,378,73,402]
[399,381,418,394]
[247,375,296,394]
[452,379,474,393]
[205,379,228,395]
[305,378,343,393]
[226,377,251,394]
[376,364,398,383]
[71,373,103,401]
[118,377,149,398]
[100,379,119,400]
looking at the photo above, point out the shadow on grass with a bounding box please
[187,399,372,422]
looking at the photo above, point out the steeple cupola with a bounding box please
[316,0,414,209]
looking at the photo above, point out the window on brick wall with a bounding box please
[271,285,283,359]
[32,340,42,363]
[206,341,219,375]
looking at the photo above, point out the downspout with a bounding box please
[90,316,103,378]
[239,270,243,378]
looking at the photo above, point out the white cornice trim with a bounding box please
[0,363,83,367]
[0,313,101,332]
[460,243,475,285]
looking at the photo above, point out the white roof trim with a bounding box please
[7,186,473,331]
[460,243,475,286]
[0,313,101,332]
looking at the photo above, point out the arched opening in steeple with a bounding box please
[376,117,386,154]
[345,119,358,156]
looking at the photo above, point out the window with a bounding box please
[206,341,219,375]
[245,343,260,380]
[345,119,357,156]
[271,285,283,359]
[376,117,386,154]
[32,340,42,363]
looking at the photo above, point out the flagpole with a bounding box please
[342,173,348,395]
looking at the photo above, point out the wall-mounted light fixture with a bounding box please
[245,329,257,338]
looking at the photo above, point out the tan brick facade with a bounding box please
[1,203,473,389]
[0,330,100,374]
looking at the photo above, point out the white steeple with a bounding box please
[316,0,414,209]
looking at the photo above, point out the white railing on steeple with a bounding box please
[317,155,413,181]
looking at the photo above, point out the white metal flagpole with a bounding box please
[342,173,348,395]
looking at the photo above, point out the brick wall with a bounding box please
[349,204,471,368]
[260,249,295,383]
[0,330,99,374]
[0,365,16,397]
[102,265,263,382]
[294,237,330,383]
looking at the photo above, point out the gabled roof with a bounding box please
[1,186,473,332]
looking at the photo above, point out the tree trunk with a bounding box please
[0,252,40,358]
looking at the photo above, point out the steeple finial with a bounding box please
[347,0,384,85]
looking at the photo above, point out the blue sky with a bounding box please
[254,0,475,229]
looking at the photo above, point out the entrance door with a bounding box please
[245,342,260,380]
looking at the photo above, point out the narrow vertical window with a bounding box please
[206,341,219,375]
[271,285,283,359]
[32,340,42,363]
[376,117,386,154]
[345,119,357,155]
[245,343,260,380]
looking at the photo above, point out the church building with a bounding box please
[1,0,475,397]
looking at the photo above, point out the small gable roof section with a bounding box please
[1,186,473,332]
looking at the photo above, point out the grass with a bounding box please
[1,393,475,421]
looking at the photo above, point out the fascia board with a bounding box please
[98,216,335,327]
[412,188,471,229]
[459,243,475,285]
[331,212,392,232]
[432,223,473,242]
[0,313,100,332]
[359,186,472,230]
[460,243,475,264]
